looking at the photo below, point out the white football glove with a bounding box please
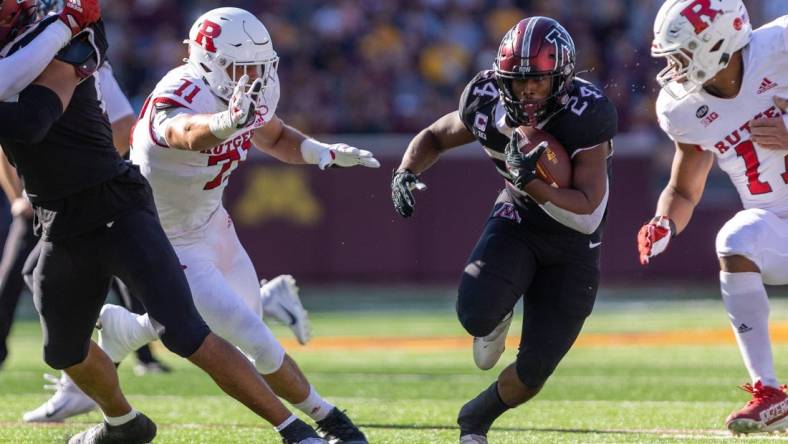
[300,139,380,170]
[318,143,380,170]
[209,74,264,139]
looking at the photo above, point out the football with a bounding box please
[513,126,572,188]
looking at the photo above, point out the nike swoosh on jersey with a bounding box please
[589,241,602,249]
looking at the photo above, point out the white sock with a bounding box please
[720,271,778,387]
[126,314,159,355]
[106,313,159,363]
[274,414,298,432]
[293,385,335,421]
[135,314,159,344]
[104,408,137,426]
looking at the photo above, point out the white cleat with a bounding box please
[261,275,312,345]
[460,434,488,444]
[472,311,513,370]
[23,373,97,422]
[97,304,139,363]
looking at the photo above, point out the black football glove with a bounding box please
[504,131,548,189]
[391,168,425,218]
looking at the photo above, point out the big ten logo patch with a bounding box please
[492,202,521,223]
[233,166,322,227]
[253,105,271,128]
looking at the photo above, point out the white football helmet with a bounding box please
[185,7,278,101]
[652,0,751,99]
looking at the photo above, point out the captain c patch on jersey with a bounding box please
[473,112,489,139]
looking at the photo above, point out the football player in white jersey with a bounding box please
[93,7,376,444]
[639,0,788,435]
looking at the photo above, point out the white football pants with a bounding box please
[175,206,285,374]
[716,208,788,284]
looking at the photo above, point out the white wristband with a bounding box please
[208,111,236,140]
[300,138,329,164]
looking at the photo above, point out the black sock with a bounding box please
[279,418,319,443]
[457,382,510,436]
[135,345,155,364]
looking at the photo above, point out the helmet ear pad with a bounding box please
[493,16,576,127]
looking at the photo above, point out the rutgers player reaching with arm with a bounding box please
[640,0,788,435]
[0,4,341,444]
[93,8,375,444]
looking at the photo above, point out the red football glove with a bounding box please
[59,0,101,36]
[637,216,673,265]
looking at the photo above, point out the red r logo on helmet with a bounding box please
[195,19,222,53]
[680,0,722,34]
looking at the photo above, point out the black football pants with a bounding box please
[22,239,160,365]
[457,203,600,387]
[32,199,210,369]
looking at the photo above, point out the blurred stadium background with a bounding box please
[4,1,788,443]
[105,0,787,284]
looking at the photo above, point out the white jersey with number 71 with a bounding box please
[130,64,280,243]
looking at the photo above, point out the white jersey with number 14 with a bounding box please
[656,16,788,217]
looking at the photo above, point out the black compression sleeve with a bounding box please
[0,85,63,144]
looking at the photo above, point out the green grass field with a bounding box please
[4,290,788,443]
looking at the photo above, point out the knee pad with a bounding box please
[160,320,210,358]
[457,270,514,338]
[207,307,286,375]
[44,340,89,370]
[249,340,286,375]
[457,311,501,338]
[515,346,559,388]
[716,209,771,263]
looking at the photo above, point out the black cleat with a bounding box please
[281,438,327,444]
[457,398,493,437]
[316,408,368,444]
[68,412,157,444]
[279,417,326,443]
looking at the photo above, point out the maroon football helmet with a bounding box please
[0,0,37,47]
[494,17,576,127]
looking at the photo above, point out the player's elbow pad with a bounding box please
[0,85,63,144]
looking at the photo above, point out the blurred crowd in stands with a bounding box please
[102,0,788,135]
